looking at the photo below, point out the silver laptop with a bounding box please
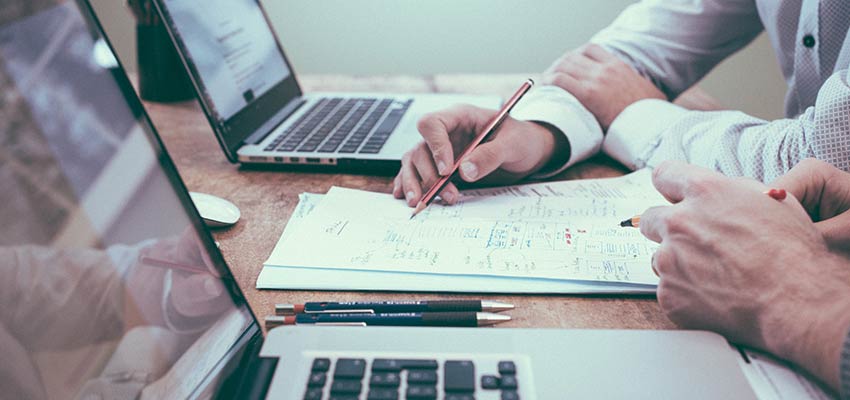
[0,2,764,399]
[151,0,500,171]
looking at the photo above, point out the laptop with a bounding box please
[0,1,768,399]
[150,0,500,171]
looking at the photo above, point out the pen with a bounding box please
[411,79,535,219]
[275,300,515,315]
[619,188,788,228]
[264,312,510,328]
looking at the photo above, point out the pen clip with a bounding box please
[307,309,375,314]
[315,322,368,327]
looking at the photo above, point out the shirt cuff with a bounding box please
[603,99,689,170]
[510,85,603,178]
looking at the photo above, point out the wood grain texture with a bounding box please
[143,75,677,333]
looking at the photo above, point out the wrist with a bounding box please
[528,121,570,176]
[763,253,850,391]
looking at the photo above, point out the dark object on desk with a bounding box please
[265,312,510,328]
[128,0,193,102]
[275,300,515,315]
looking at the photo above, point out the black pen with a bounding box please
[265,312,510,328]
[275,300,515,315]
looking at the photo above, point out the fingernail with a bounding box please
[442,191,455,203]
[437,160,448,175]
[406,191,415,201]
[461,161,478,180]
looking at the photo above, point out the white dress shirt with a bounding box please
[511,0,850,183]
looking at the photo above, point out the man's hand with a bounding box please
[639,161,850,392]
[542,44,665,131]
[772,158,850,255]
[394,105,567,206]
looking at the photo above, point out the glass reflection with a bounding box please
[0,2,251,399]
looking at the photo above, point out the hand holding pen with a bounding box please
[394,80,567,210]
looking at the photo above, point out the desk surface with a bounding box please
[143,74,677,332]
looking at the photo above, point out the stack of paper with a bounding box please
[258,170,668,294]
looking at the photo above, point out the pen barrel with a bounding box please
[420,312,479,327]
[305,300,482,313]
[295,312,480,327]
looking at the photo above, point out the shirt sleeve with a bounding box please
[510,85,603,178]
[590,0,764,99]
[603,68,850,182]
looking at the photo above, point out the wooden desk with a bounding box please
[142,75,676,331]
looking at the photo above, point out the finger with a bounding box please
[772,158,850,219]
[543,72,585,97]
[417,106,491,176]
[411,148,441,191]
[815,210,850,251]
[458,140,507,182]
[400,155,423,206]
[392,174,403,199]
[171,274,230,317]
[638,205,674,243]
[651,160,723,203]
[582,43,617,63]
[652,245,676,277]
[439,182,460,205]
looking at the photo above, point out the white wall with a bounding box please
[91,0,786,119]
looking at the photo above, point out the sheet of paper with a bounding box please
[259,192,655,293]
[738,349,834,400]
[266,171,665,285]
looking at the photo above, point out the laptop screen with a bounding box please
[160,0,290,122]
[156,0,302,158]
[0,1,256,399]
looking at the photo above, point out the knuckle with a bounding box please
[685,175,720,197]
[664,209,692,235]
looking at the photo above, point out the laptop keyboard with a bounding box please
[264,97,412,155]
[303,357,520,400]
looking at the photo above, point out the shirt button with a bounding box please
[803,34,816,48]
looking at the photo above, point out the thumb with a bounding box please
[815,210,850,253]
[458,141,506,182]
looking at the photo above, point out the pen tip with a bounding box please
[619,219,632,227]
[410,202,426,220]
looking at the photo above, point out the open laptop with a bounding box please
[150,0,500,171]
[0,1,796,399]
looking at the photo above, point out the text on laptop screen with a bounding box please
[0,2,253,399]
[163,0,290,122]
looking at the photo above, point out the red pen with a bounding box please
[410,79,535,219]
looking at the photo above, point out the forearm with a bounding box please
[590,0,762,98]
[604,69,850,181]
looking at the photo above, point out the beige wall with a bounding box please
[90,0,786,119]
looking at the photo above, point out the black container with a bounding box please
[136,22,193,103]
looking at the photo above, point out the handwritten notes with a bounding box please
[266,170,667,285]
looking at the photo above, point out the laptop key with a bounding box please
[444,360,475,393]
[312,358,331,372]
[408,370,438,384]
[406,385,437,399]
[498,361,516,375]
[367,388,399,400]
[370,372,401,387]
[500,375,518,390]
[501,391,520,400]
[303,388,323,400]
[307,372,326,387]
[446,395,475,400]
[481,375,500,389]
[334,358,366,379]
[330,379,362,394]
[372,359,438,372]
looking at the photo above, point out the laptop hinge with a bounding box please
[243,98,306,146]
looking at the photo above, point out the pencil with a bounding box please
[618,188,787,228]
[410,79,535,219]
[139,255,211,274]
